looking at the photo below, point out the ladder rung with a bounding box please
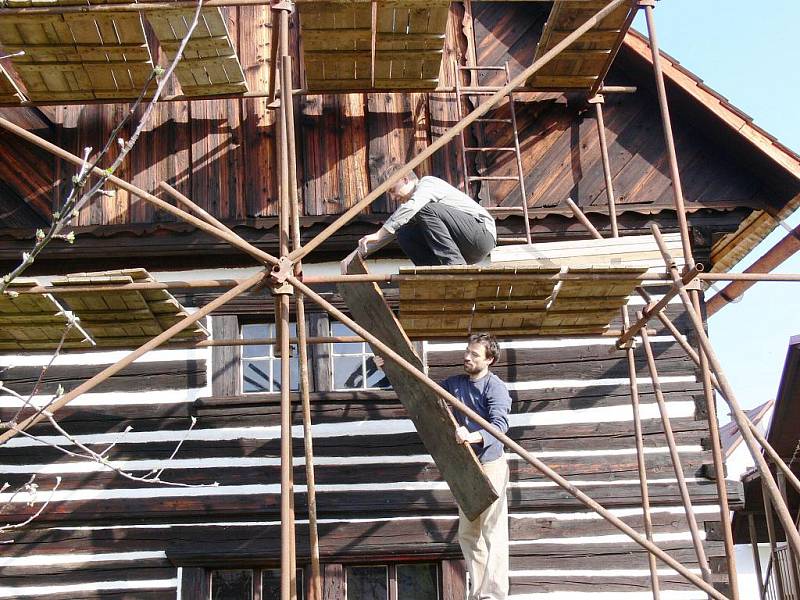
[469,175,520,181]
[476,118,513,124]
[464,147,516,152]
[459,89,501,95]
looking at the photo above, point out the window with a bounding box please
[345,563,439,600]
[241,323,299,393]
[331,322,390,391]
[210,568,304,600]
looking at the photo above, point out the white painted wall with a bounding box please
[735,543,771,600]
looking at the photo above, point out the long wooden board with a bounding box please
[339,254,497,520]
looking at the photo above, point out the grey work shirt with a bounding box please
[442,372,511,463]
[382,176,497,241]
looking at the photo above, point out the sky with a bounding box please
[632,1,800,424]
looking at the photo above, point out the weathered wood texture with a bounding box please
[0,307,737,596]
[211,315,240,397]
[338,253,497,520]
[0,3,777,237]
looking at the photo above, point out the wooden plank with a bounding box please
[338,253,497,520]
[143,7,247,97]
[238,5,276,218]
[526,0,635,91]
[211,315,240,397]
[0,359,205,397]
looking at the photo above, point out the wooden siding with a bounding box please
[0,276,736,599]
[0,2,778,240]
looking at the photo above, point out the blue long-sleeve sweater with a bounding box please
[442,372,511,463]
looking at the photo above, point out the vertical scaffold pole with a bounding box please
[747,514,766,599]
[275,4,297,599]
[279,5,323,595]
[642,1,739,593]
[589,94,619,238]
[763,476,787,600]
[566,181,660,596]
[640,324,713,586]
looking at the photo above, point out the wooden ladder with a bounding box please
[454,62,532,244]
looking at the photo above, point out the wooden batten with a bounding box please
[338,253,498,521]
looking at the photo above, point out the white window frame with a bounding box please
[329,321,391,391]
[240,322,299,394]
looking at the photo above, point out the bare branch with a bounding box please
[7,417,217,489]
[0,0,206,293]
[0,476,62,536]
[2,322,76,429]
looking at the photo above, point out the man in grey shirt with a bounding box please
[353,161,497,265]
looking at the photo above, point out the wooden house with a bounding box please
[0,2,799,599]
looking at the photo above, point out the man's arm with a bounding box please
[340,225,395,272]
[477,376,512,448]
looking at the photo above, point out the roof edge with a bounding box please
[622,30,800,273]
[624,29,800,181]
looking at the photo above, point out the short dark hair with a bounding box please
[379,159,419,185]
[468,332,500,365]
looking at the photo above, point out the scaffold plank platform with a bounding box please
[50,269,209,348]
[490,232,685,270]
[339,254,498,521]
[0,279,91,351]
[297,0,449,92]
[398,264,647,338]
[144,7,248,97]
[527,0,636,91]
[0,269,208,351]
[0,2,155,102]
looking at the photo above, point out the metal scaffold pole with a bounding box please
[589,76,661,597]
[642,1,740,593]
[651,224,800,563]
[275,4,298,599]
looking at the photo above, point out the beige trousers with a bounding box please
[458,455,509,600]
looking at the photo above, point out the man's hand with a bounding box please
[358,232,382,257]
[373,355,385,369]
[456,426,483,445]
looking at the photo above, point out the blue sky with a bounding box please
[632,1,800,420]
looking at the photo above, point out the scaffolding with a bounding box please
[0,1,799,600]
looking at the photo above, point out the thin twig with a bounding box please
[0,0,205,294]
[147,416,198,480]
[9,418,216,489]
[2,322,76,428]
[0,477,61,535]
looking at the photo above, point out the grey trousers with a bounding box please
[396,202,495,266]
[459,455,509,600]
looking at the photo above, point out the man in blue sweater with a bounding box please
[443,333,512,600]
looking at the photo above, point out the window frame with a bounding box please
[207,566,305,600]
[239,321,300,394]
[344,561,441,600]
[329,320,391,392]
